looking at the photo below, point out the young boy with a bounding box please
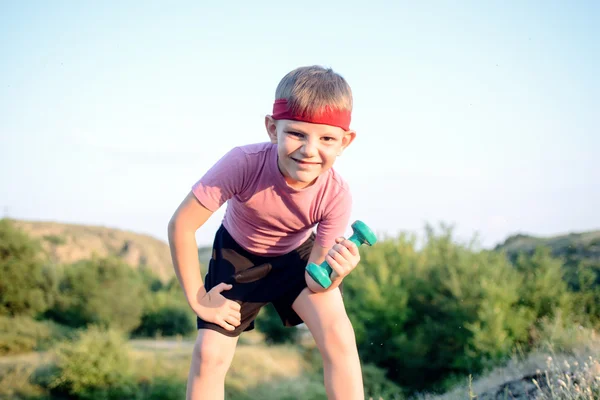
[167,65,364,400]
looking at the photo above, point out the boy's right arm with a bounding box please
[167,191,241,332]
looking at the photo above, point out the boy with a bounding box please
[167,65,364,399]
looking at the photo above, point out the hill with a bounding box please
[8,217,599,284]
[494,229,600,262]
[7,219,180,282]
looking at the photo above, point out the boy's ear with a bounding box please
[340,129,357,151]
[264,116,278,143]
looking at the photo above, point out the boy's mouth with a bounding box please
[291,157,321,165]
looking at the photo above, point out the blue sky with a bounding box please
[1,1,598,248]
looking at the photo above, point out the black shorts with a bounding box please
[197,224,314,337]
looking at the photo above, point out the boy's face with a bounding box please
[265,117,356,189]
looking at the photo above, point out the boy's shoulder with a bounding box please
[232,141,275,157]
[324,166,350,193]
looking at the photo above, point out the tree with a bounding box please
[343,224,532,393]
[46,256,147,333]
[0,219,56,317]
[256,303,299,344]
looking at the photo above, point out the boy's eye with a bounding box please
[323,137,335,141]
[287,131,303,138]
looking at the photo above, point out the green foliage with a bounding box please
[563,255,600,328]
[0,315,73,355]
[344,224,537,393]
[0,218,56,317]
[512,246,571,324]
[362,363,405,399]
[256,303,299,344]
[45,325,139,399]
[137,376,186,400]
[43,234,66,245]
[132,288,196,337]
[3,217,599,397]
[225,375,328,400]
[138,267,166,292]
[46,256,147,332]
[498,230,600,329]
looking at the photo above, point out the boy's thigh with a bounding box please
[291,287,351,341]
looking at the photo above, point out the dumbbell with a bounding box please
[306,220,377,288]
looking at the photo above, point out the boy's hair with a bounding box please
[275,65,353,118]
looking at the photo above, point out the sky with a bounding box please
[1,1,598,249]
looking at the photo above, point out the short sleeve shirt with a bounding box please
[192,142,352,255]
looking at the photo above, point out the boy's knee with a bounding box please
[193,334,231,373]
[321,315,357,359]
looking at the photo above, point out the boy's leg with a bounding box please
[292,287,364,400]
[186,328,239,400]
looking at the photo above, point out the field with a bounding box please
[1,326,599,400]
[2,218,600,399]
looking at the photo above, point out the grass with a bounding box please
[0,331,325,400]
[1,321,598,400]
[416,319,600,400]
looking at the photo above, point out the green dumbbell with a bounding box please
[306,220,378,288]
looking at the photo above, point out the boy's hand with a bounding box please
[327,237,360,282]
[192,283,242,332]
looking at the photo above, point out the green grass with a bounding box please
[1,319,598,400]
[415,316,600,400]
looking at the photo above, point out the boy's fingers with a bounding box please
[220,318,236,331]
[214,282,232,293]
[327,254,343,279]
[229,301,241,311]
[330,247,348,264]
[224,315,241,327]
[331,243,353,260]
[342,239,359,255]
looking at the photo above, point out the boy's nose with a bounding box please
[301,139,318,157]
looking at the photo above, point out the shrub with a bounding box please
[45,325,139,399]
[256,303,299,344]
[362,363,406,399]
[132,290,196,337]
[512,246,572,326]
[344,224,535,393]
[46,256,147,333]
[0,218,56,317]
[0,315,73,355]
[138,376,186,400]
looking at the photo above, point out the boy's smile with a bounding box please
[265,117,356,190]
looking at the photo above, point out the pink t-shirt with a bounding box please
[192,142,352,256]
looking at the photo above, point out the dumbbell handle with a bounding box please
[306,220,377,288]
[306,234,368,288]
[316,235,363,276]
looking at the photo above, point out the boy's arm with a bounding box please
[167,191,214,307]
[306,186,355,293]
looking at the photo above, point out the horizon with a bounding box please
[1,1,598,249]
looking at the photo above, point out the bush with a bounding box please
[0,315,73,355]
[45,325,139,399]
[256,303,299,344]
[362,363,406,400]
[0,218,56,317]
[343,224,536,393]
[226,375,328,400]
[132,290,196,337]
[46,256,147,333]
[138,376,186,400]
[512,246,572,326]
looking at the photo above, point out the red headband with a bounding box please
[271,98,351,131]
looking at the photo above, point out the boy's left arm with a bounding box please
[305,238,360,293]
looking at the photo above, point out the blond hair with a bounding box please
[274,65,353,117]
